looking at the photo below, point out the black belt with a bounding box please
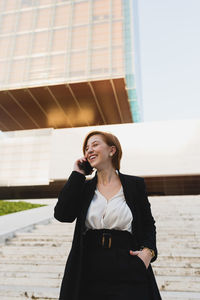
[82,229,136,250]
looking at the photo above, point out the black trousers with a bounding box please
[79,230,150,300]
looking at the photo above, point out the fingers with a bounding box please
[73,157,87,174]
[129,250,140,256]
[77,157,87,164]
[129,250,151,269]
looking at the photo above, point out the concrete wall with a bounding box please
[50,119,200,179]
[0,128,52,186]
[0,119,200,186]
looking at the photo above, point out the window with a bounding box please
[38,0,53,5]
[72,26,88,50]
[1,13,16,34]
[29,56,47,80]
[92,23,109,48]
[112,21,123,46]
[32,31,49,54]
[10,59,26,83]
[93,0,110,21]
[112,0,123,19]
[4,0,18,11]
[49,54,66,78]
[54,4,70,27]
[91,48,109,74]
[35,8,51,29]
[56,0,70,2]
[0,37,11,58]
[70,51,87,77]
[18,11,33,32]
[73,2,89,25]
[21,0,36,7]
[22,0,52,6]
[112,47,124,73]
[14,34,30,56]
[0,61,7,84]
[52,29,68,52]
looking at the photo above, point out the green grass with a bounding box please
[0,201,46,216]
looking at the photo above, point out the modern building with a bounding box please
[0,0,142,132]
[0,2,199,198]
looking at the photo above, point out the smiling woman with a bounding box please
[54,130,161,300]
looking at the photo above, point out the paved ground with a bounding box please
[0,199,55,243]
[0,195,200,299]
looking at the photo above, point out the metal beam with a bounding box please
[110,79,124,122]
[7,91,40,128]
[45,86,73,128]
[88,81,107,124]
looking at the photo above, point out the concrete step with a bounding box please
[0,285,59,299]
[0,263,64,272]
[153,260,200,268]
[0,245,71,255]
[153,266,200,276]
[0,276,60,288]
[1,266,199,279]
[161,291,200,300]
[0,271,63,280]
[157,275,200,292]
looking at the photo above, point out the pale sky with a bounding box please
[137,0,200,122]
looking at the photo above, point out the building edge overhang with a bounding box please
[0,77,134,132]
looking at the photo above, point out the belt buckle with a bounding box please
[102,232,112,248]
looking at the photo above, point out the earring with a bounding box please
[110,153,112,157]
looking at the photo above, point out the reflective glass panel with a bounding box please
[73,1,89,25]
[72,26,88,50]
[92,23,109,48]
[54,4,70,27]
[49,54,66,78]
[112,21,123,45]
[52,29,68,52]
[70,51,87,76]
[18,11,33,32]
[36,8,51,29]
[15,34,30,56]
[0,37,11,58]
[10,59,26,83]
[1,13,16,34]
[32,31,49,53]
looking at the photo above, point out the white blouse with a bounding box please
[85,186,133,233]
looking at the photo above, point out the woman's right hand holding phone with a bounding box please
[73,157,87,175]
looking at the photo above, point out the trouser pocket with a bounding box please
[128,253,148,283]
[135,255,147,271]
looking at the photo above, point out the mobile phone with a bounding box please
[78,160,93,175]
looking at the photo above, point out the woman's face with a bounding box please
[85,134,115,170]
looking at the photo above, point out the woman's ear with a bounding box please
[110,145,117,156]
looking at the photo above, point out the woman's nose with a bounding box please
[87,147,94,154]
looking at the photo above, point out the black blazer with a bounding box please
[54,170,162,300]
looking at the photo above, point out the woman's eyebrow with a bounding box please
[86,140,99,147]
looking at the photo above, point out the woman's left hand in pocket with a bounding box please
[129,249,152,269]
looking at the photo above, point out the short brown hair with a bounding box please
[83,130,122,170]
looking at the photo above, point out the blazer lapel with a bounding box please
[118,171,136,209]
[80,172,97,233]
[118,171,138,234]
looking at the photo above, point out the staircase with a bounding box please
[0,195,199,300]
[152,195,200,299]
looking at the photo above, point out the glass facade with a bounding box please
[0,0,141,121]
